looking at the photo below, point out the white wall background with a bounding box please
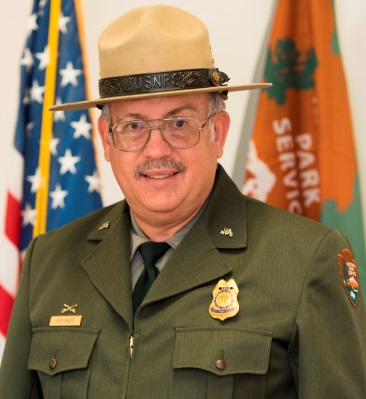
[0,0,365,245]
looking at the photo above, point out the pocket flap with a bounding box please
[28,327,99,376]
[173,327,272,376]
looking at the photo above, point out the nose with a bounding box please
[142,126,172,156]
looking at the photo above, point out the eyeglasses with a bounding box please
[108,116,213,152]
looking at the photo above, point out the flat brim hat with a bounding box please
[50,5,271,111]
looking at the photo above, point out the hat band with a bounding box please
[98,68,229,98]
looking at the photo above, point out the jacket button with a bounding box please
[215,359,226,370]
[49,358,57,370]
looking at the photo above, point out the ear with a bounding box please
[97,116,112,162]
[213,111,230,158]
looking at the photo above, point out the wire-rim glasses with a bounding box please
[108,115,213,152]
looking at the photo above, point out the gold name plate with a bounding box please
[49,315,82,327]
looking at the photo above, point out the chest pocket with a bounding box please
[28,327,99,399]
[171,327,272,399]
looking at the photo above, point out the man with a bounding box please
[1,5,365,398]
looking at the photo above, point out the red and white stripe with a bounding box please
[0,147,24,363]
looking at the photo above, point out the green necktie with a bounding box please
[133,241,170,314]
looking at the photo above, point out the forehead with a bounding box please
[110,93,210,119]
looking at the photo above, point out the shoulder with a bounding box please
[245,195,326,229]
[245,194,348,246]
[34,200,127,245]
[215,165,337,239]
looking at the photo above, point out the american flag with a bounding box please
[0,0,102,361]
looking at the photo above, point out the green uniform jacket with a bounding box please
[1,166,366,398]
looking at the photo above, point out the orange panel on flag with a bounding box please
[243,0,365,294]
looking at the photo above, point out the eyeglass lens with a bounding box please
[111,118,201,151]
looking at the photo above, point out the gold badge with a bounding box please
[49,303,82,326]
[209,279,239,321]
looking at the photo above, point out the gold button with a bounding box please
[49,358,57,370]
[215,359,226,370]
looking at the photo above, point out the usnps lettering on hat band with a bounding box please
[98,68,230,98]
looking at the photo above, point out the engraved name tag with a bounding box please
[49,315,82,327]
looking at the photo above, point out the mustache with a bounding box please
[134,158,186,176]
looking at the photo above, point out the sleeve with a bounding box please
[0,237,43,398]
[289,228,366,398]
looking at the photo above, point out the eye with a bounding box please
[127,121,146,130]
[172,118,187,129]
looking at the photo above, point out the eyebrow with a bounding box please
[165,104,198,117]
[116,104,199,122]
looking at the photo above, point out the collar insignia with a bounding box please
[209,279,239,321]
[61,304,77,314]
[220,227,233,237]
[98,221,110,231]
[338,249,359,307]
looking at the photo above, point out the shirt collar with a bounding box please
[129,197,210,261]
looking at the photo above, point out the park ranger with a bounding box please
[1,4,365,398]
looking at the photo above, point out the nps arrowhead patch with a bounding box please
[337,249,359,307]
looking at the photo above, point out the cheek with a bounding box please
[109,152,136,183]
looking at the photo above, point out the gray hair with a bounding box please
[101,92,227,141]
[207,92,226,140]
[101,102,112,122]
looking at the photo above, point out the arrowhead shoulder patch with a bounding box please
[337,249,359,307]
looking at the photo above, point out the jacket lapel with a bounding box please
[145,165,248,304]
[81,202,133,329]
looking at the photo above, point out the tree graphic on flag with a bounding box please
[0,0,103,361]
[243,0,366,299]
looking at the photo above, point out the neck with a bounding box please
[132,207,202,241]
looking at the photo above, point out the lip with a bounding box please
[145,173,175,179]
[139,168,182,184]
